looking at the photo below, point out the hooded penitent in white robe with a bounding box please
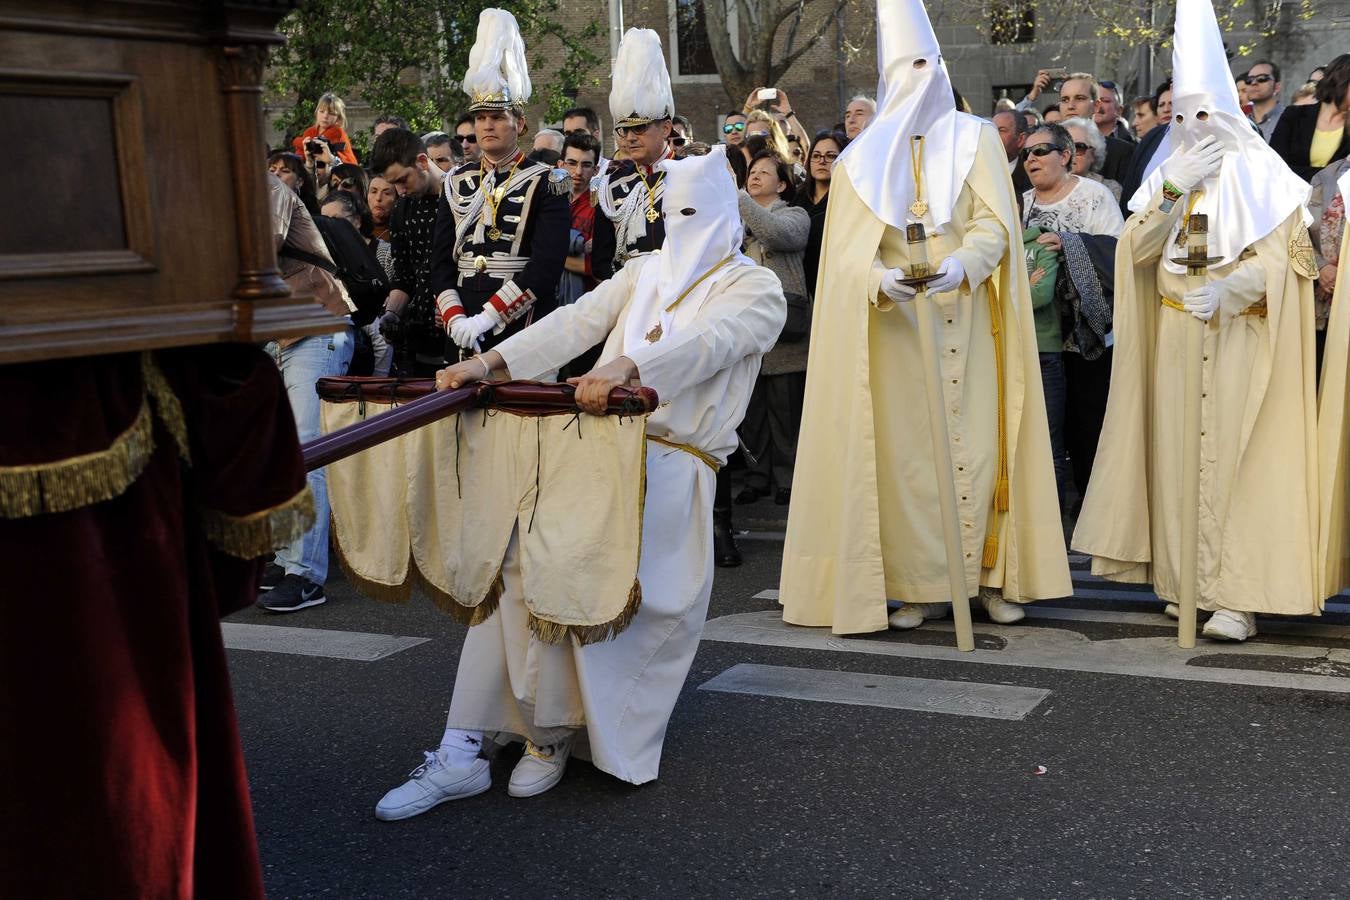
[778,0,1070,635]
[1072,0,1322,614]
[446,147,785,783]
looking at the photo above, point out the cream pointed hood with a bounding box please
[462,9,531,112]
[837,0,983,232]
[1131,0,1309,268]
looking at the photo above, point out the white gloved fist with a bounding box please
[926,256,967,295]
[1161,135,1225,193]
[1181,283,1221,322]
[449,310,496,350]
[879,268,917,303]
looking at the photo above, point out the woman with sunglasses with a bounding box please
[1020,123,1124,517]
[1063,116,1122,202]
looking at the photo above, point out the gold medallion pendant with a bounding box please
[646,207,660,223]
[487,227,502,241]
[909,200,928,218]
[645,323,663,342]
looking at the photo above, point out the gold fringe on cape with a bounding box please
[527,578,643,646]
[0,397,155,519]
[331,535,502,626]
[198,486,316,559]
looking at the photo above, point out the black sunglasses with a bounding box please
[1073,142,1091,153]
[458,133,478,144]
[670,136,687,146]
[616,122,653,136]
[1019,144,1064,161]
[1245,73,1275,85]
[723,122,747,134]
[1099,80,1118,90]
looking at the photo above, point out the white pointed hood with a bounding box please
[837,0,984,232]
[623,146,749,354]
[462,9,531,112]
[1131,0,1309,268]
[609,28,675,128]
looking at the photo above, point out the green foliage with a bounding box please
[267,0,602,146]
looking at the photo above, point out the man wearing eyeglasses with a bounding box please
[592,28,676,280]
[669,115,693,157]
[1245,60,1284,141]
[454,112,480,165]
[722,111,747,147]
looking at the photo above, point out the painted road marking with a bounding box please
[222,623,430,661]
[700,663,1050,720]
[702,610,1350,694]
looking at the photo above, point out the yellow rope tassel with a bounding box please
[983,281,1010,569]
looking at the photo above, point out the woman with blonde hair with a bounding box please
[744,110,794,164]
[291,91,359,165]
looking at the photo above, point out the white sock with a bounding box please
[438,728,483,763]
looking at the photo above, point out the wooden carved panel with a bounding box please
[0,68,154,280]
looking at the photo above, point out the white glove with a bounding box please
[449,310,496,350]
[1161,135,1225,193]
[926,256,967,295]
[879,268,917,303]
[1181,283,1221,322]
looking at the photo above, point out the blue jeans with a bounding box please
[267,327,355,584]
[1039,351,1069,513]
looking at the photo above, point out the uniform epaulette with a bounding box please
[547,168,571,196]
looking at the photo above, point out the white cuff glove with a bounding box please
[449,310,496,350]
[879,268,917,303]
[926,256,967,295]
[1161,135,1225,193]
[1181,283,1221,322]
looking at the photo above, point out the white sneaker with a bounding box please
[374,749,491,821]
[1163,602,1180,620]
[887,602,947,630]
[1202,609,1257,642]
[979,589,1026,624]
[508,738,573,798]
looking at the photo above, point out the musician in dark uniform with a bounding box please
[430,21,569,359]
[591,28,678,279]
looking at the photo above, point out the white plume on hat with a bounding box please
[837,0,984,231]
[462,9,532,110]
[1131,0,1309,269]
[609,28,675,127]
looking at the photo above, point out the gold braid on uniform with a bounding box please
[983,279,1011,569]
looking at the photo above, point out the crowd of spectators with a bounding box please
[262,49,1350,598]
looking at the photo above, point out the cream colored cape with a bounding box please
[779,124,1071,634]
[1073,196,1322,611]
[1318,222,1350,596]
[321,400,649,644]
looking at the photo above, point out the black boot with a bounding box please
[713,506,742,568]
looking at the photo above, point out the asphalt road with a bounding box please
[226,499,1350,899]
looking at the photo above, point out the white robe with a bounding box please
[445,258,786,783]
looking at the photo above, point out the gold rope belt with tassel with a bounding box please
[1160,295,1268,317]
[646,435,721,471]
[983,282,1011,570]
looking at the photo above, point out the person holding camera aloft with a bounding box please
[291,92,358,165]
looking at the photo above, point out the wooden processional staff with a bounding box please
[904,222,977,652]
[1175,211,1217,649]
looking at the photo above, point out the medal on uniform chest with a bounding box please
[645,323,663,342]
[488,226,503,241]
[646,207,659,223]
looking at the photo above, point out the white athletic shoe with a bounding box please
[1202,609,1257,642]
[374,749,491,821]
[887,602,948,630]
[508,738,573,798]
[1163,602,1180,620]
[979,589,1026,624]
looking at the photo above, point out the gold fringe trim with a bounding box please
[199,485,315,559]
[331,537,415,604]
[0,397,155,519]
[141,352,191,464]
[983,281,1010,570]
[527,578,644,646]
[982,534,1000,569]
[416,567,503,626]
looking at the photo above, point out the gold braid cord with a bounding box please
[0,397,155,519]
[983,279,1011,570]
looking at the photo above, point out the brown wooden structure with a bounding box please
[0,0,339,365]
